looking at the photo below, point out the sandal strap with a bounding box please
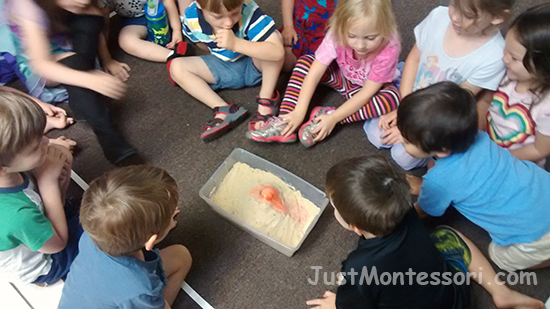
[204,117,224,131]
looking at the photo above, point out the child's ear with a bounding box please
[0,166,8,177]
[349,225,364,237]
[491,10,510,26]
[432,149,451,158]
[144,234,158,251]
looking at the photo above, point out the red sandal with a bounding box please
[248,90,280,131]
[201,103,248,142]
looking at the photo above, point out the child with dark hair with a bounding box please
[365,0,514,170]
[482,3,550,166]
[397,82,550,274]
[307,155,543,309]
[59,165,191,308]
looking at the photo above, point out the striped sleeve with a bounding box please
[243,2,276,42]
[182,3,200,43]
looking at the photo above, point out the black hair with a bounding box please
[509,3,550,96]
[325,155,411,236]
[397,82,478,154]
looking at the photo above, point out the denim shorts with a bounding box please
[121,15,147,27]
[200,55,262,90]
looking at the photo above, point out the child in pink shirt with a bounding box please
[247,0,401,147]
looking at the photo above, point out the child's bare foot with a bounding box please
[406,174,423,195]
[44,114,74,133]
[49,136,77,151]
[493,288,544,309]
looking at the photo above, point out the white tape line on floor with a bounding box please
[71,171,213,308]
[182,282,214,309]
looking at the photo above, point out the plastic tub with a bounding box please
[199,148,328,257]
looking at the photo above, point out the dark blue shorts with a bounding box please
[121,15,147,27]
[33,198,83,284]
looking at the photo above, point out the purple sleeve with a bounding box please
[5,0,49,30]
[367,35,401,83]
[315,30,338,66]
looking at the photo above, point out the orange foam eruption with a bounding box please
[250,185,286,213]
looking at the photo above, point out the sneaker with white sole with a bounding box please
[298,106,335,148]
[246,116,297,143]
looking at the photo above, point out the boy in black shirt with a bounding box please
[307,155,543,309]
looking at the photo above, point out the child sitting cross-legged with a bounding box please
[58,165,192,309]
[306,155,544,309]
[0,91,81,285]
[169,0,285,141]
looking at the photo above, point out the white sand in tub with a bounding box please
[211,162,320,248]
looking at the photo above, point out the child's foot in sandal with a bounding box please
[249,90,280,130]
[201,103,248,142]
[246,116,297,143]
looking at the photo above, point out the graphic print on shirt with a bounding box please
[415,55,463,89]
[487,90,535,148]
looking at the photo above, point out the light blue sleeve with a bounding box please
[119,293,165,309]
[417,173,452,217]
[466,38,506,91]
[414,6,446,51]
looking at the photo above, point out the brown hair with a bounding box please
[0,91,46,167]
[325,156,411,236]
[80,165,179,257]
[196,0,244,14]
[453,0,514,20]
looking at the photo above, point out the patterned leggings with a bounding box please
[280,54,400,123]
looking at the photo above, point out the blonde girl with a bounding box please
[247,0,401,147]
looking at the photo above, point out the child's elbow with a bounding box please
[38,234,68,254]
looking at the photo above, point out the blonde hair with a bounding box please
[80,165,179,257]
[0,91,46,167]
[328,0,397,47]
[196,0,244,13]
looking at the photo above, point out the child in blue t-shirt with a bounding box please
[169,0,284,141]
[365,0,513,171]
[397,82,550,273]
[59,165,191,308]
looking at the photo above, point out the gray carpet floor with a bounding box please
[26,0,550,308]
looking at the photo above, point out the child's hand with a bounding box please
[311,113,337,142]
[282,27,298,47]
[167,32,183,50]
[104,59,130,82]
[168,207,181,231]
[215,28,237,51]
[381,126,403,146]
[281,109,307,137]
[88,70,128,100]
[49,136,77,152]
[378,109,397,131]
[33,145,71,186]
[306,291,336,309]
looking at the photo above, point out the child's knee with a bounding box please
[364,119,384,148]
[174,244,192,270]
[391,145,427,170]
